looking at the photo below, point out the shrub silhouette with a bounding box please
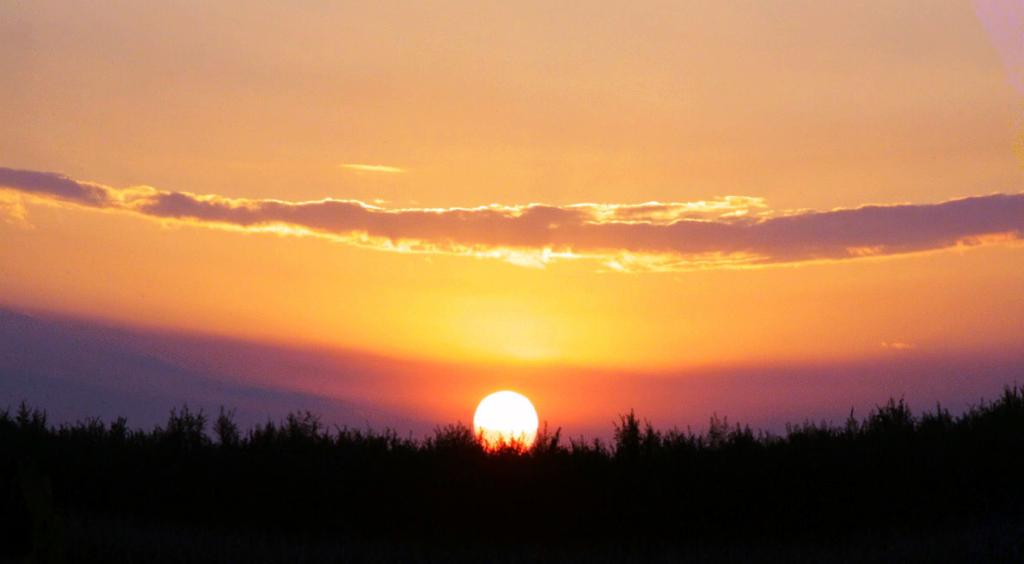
[2,387,1024,561]
[213,407,240,447]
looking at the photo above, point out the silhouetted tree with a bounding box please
[3,386,1024,562]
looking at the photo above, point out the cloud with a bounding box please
[2,165,1023,271]
[339,163,405,174]
[0,168,110,205]
[0,192,31,228]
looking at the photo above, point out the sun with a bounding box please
[473,390,539,450]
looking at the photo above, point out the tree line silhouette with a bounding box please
[3,387,1024,562]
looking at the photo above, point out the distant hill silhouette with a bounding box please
[3,388,1024,562]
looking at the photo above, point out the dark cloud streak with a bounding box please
[0,167,110,205]
[1,165,1021,270]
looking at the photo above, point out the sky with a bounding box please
[2,1,1023,435]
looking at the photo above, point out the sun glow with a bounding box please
[473,391,539,450]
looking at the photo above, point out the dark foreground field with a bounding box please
[4,388,1024,563]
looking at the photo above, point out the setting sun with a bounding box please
[6,1,1024,558]
[473,391,540,450]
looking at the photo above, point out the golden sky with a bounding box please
[2,2,1023,429]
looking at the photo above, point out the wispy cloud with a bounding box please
[2,166,1023,272]
[339,163,405,174]
[0,192,31,228]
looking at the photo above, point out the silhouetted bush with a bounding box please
[3,387,1024,561]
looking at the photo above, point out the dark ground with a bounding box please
[4,387,1024,562]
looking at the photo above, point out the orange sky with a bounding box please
[2,1,1023,430]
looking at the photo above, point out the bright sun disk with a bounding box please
[473,391,539,450]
